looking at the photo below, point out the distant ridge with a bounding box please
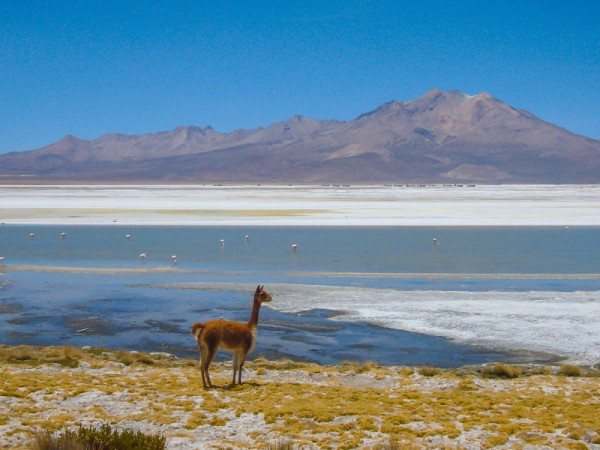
[0,89,598,184]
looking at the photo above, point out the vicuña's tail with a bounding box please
[191,322,205,339]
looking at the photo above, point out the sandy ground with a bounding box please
[1,184,599,226]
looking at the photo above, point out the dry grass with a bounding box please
[1,345,599,449]
[28,423,165,450]
[417,366,440,377]
[28,429,84,450]
[0,345,186,369]
[0,345,85,368]
[376,438,404,450]
[263,437,298,450]
[558,364,583,377]
[481,363,523,379]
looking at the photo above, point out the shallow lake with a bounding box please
[1,225,599,366]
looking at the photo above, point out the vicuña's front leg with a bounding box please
[237,354,247,385]
[232,350,245,386]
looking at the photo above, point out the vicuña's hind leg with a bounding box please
[196,341,209,389]
[201,344,218,389]
[232,349,250,385]
[199,344,216,389]
[198,346,209,389]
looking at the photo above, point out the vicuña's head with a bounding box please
[255,285,272,303]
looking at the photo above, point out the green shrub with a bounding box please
[29,423,166,450]
[75,423,165,449]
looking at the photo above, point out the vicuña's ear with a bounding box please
[255,285,261,293]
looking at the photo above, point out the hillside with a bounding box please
[1,89,598,184]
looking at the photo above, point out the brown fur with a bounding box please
[191,285,272,388]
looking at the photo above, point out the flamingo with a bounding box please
[126,234,131,240]
[245,235,250,242]
[220,239,225,247]
[29,233,35,239]
[291,243,299,253]
[171,255,177,265]
[60,232,67,239]
[0,257,5,264]
[139,253,147,262]
[432,238,439,246]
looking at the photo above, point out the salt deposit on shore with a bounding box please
[1,184,599,226]
[265,283,600,366]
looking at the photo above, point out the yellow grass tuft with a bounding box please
[417,366,440,377]
[481,363,523,378]
[115,351,157,366]
[264,437,298,450]
[558,364,583,377]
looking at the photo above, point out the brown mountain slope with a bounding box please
[1,89,598,183]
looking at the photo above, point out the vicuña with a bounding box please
[191,285,272,388]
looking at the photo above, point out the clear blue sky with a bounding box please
[1,0,598,153]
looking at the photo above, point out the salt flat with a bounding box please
[0,184,599,226]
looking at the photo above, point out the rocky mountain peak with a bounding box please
[0,89,597,184]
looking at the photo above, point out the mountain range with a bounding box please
[1,88,598,184]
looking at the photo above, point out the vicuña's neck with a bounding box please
[248,298,262,329]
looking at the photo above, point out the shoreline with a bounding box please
[3,263,600,279]
[2,271,599,367]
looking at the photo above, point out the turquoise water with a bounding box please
[1,225,599,366]
[2,225,600,274]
